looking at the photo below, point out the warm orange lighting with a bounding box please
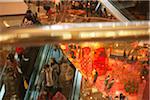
[115,91,120,95]
[3,20,10,27]
[115,43,119,47]
[60,45,66,50]
[62,33,72,39]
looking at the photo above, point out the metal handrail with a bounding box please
[100,0,129,22]
[0,21,149,46]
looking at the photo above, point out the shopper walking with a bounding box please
[120,93,125,100]
[93,69,98,83]
[105,75,110,86]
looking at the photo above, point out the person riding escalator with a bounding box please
[1,52,26,100]
[37,58,62,100]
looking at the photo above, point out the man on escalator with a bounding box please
[58,56,74,99]
[2,52,26,100]
[37,58,61,100]
[15,47,29,62]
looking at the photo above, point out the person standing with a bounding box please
[51,44,63,63]
[36,1,40,13]
[47,7,52,19]
[103,7,108,17]
[93,69,98,83]
[50,58,60,88]
[37,64,54,100]
[120,93,125,100]
[43,2,51,16]
[105,75,110,86]
[2,53,25,100]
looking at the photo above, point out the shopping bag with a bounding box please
[52,91,66,100]
[24,79,28,89]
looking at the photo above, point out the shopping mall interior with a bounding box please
[0,0,149,100]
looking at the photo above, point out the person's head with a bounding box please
[26,10,33,21]
[62,56,68,63]
[50,58,56,65]
[26,9,32,14]
[53,44,59,51]
[120,93,123,97]
[115,96,118,98]
[44,64,49,69]
[58,56,65,64]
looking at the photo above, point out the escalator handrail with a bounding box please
[100,0,129,22]
[108,0,135,20]
[24,45,50,100]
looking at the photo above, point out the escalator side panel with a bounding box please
[24,45,50,100]
[100,0,129,22]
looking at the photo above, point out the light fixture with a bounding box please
[115,43,119,47]
[3,20,10,28]
[115,91,120,95]
[63,33,72,39]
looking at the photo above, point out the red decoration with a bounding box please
[93,48,108,75]
[79,47,92,77]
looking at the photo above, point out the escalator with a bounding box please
[100,0,149,21]
[24,44,76,100]
[24,45,51,100]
